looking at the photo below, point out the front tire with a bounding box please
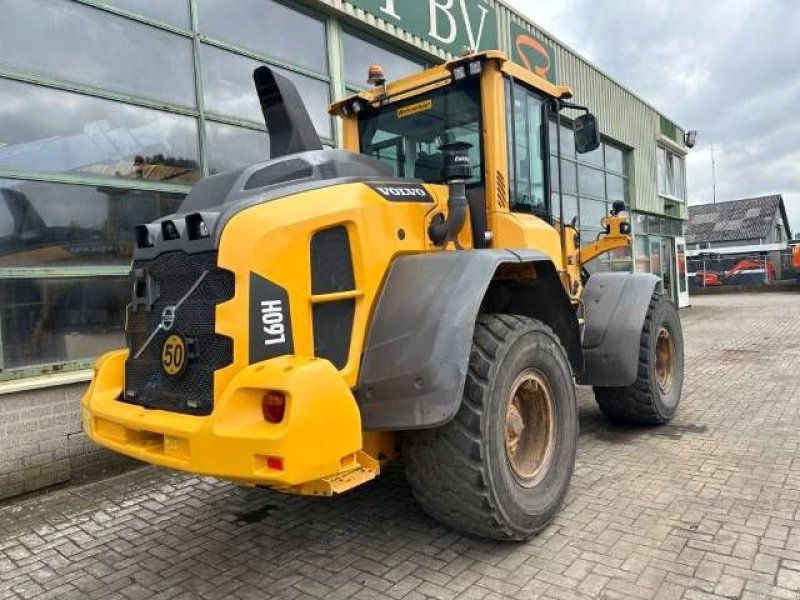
[403,314,578,541]
[594,291,684,424]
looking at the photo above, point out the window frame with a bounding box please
[505,77,551,219]
[657,144,687,203]
[548,115,632,242]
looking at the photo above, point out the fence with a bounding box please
[687,250,796,289]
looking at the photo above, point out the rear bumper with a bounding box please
[81,350,363,487]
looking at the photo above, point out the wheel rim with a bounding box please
[655,326,675,394]
[504,370,556,488]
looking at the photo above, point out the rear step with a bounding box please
[283,451,379,496]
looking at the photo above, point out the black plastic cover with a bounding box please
[577,272,661,387]
[356,249,564,431]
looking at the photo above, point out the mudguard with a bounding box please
[356,249,577,431]
[577,272,661,387]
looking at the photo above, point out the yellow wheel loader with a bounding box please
[81,51,684,541]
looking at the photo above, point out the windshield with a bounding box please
[357,78,483,185]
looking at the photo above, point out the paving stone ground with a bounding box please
[2,292,800,600]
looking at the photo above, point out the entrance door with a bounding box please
[674,236,690,307]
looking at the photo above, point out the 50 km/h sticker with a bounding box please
[162,333,187,377]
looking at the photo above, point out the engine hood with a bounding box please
[132,149,394,261]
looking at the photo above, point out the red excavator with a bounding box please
[695,258,775,286]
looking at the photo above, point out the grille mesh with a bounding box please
[124,251,234,415]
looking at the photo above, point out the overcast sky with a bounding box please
[506,0,800,236]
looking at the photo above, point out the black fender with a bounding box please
[355,249,581,431]
[576,272,661,387]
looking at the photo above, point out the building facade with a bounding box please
[0,0,689,498]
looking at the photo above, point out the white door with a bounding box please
[675,236,690,307]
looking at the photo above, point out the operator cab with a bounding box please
[340,52,602,248]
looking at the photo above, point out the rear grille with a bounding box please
[123,251,234,415]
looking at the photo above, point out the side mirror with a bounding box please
[574,113,600,154]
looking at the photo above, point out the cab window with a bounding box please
[357,78,483,185]
[505,79,546,214]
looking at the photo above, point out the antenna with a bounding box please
[710,144,717,204]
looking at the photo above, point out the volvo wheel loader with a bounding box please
[81,51,684,541]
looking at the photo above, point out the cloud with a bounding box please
[506,0,800,235]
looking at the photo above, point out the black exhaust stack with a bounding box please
[428,140,471,248]
[253,66,323,159]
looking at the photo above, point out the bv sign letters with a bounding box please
[347,0,499,55]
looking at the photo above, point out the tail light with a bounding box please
[262,391,286,423]
[266,456,284,471]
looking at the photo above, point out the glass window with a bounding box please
[0,277,128,371]
[649,236,662,276]
[358,78,483,184]
[605,144,624,174]
[197,0,326,73]
[578,165,605,198]
[342,33,424,89]
[580,143,604,168]
[0,179,184,268]
[0,0,195,107]
[559,159,577,195]
[657,146,686,201]
[609,247,633,272]
[552,193,578,226]
[606,174,626,202]
[633,213,648,235]
[201,45,331,138]
[634,235,650,272]
[648,214,663,236]
[506,83,545,212]
[548,119,575,158]
[0,79,200,184]
[102,0,189,28]
[675,156,685,200]
[206,122,270,175]
[579,197,608,232]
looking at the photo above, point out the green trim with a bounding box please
[205,113,268,132]
[199,36,331,84]
[0,68,199,116]
[189,0,210,178]
[0,169,191,193]
[0,267,130,279]
[73,0,193,36]
[326,17,346,147]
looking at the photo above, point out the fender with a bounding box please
[356,249,581,431]
[577,272,661,387]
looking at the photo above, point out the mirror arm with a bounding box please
[558,100,591,114]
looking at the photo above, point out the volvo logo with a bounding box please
[161,306,177,331]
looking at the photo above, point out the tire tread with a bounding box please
[404,314,570,540]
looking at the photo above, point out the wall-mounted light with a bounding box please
[684,130,698,148]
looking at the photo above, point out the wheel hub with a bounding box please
[504,370,556,487]
[655,325,675,394]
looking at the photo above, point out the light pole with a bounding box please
[710,144,718,204]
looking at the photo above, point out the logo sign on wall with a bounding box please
[510,22,557,83]
[347,0,499,56]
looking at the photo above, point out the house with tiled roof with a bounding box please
[686,195,791,254]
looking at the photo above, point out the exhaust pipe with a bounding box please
[253,66,323,159]
[428,140,471,248]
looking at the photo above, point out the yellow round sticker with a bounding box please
[161,334,187,376]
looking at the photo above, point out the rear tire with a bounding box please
[594,291,684,424]
[403,314,578,541]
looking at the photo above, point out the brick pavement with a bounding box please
[1,292,800,600]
